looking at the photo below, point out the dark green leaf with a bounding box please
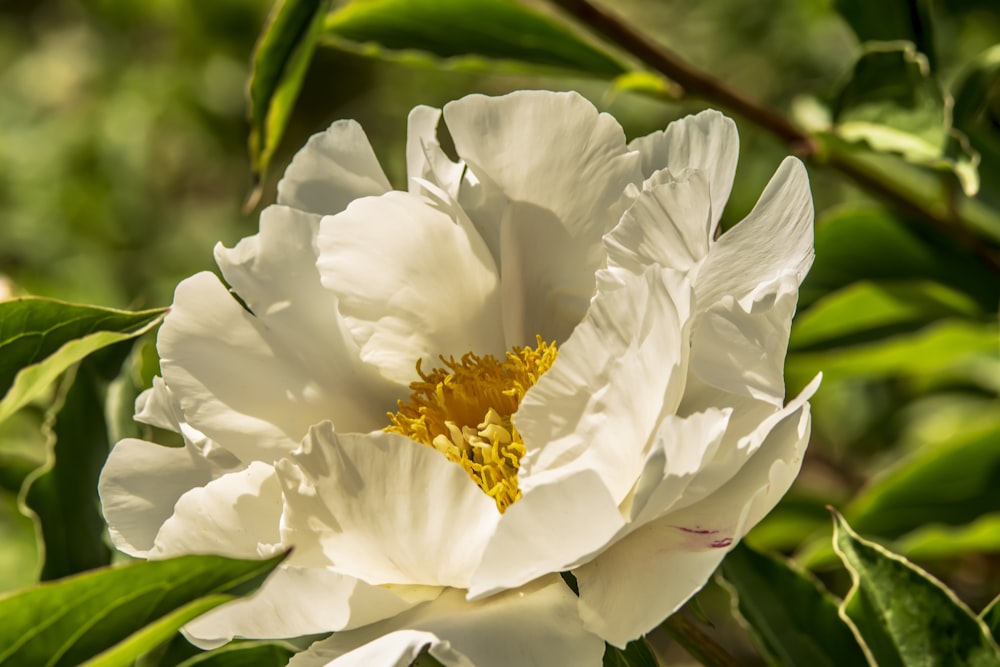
[834,0,936,68]
[24,338,137,581]
[845,418,1000,538]
[831,43,978,195]
[603,638,658,667]
[323,0,628,77]
[0,552,286,667]
[175,642,295,667]
[800,208,1000,311]
[832,512,1000,666]
[720,543,869,667]
[0,298,164,424]
[951,45,1000,210]
[247,0,331,203]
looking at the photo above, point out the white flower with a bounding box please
[99,90,818,666]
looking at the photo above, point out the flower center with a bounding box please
[385,337,557,513]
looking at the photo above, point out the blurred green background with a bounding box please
[2,0,999,662]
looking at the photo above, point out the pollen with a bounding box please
[385,337,558,513]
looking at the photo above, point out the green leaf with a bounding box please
[175,642,296,667]
[602,638,658,667]
[247,0,331,204]
[951,45,1000,210]
[323,0,628,78]
[0,486,40,594]
[790,279,982,352]
[832,511,1000,667]
[0,298,165,424]
[800,208,1000,312]
[982,595,1000,645]
[831,42,978,195]
[897,513,1000,562]
[787,319,998,389]
[0,552,286,667]
[23,338,138,582]
[845,418,1000,538]
[720,543,868,667]
[834,0,936,67]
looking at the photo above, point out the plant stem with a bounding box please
[548,0,1000,273]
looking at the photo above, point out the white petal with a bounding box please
[277,120,391,216]
[469,468,624,598]
[626,408,732,527]
[278,424,499,588]
[184,566,430,647]
[574,378,818,646]
[316,190,504,385]
[605,168,714,274]
[516,266,692,505]
[443,90,642,342]
[627,109,738,231]
[98,439,236,557]
[133,377,180,431]
[695,157,814,309]
[150,461,282,559]
[156,274,307,459]
[216,205,401,416]
[689,271,800,405]
[406,105,464,197]
[292,577,604,667]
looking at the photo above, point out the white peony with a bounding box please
[100,90,818,666]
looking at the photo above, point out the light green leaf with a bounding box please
[323,0,629,78]
[602,638,658,667]
[0,298,165,425]
[82,596,232,667]
[897,513,1000,562]
[832,512,1000,666]
[832,42,979,195]
[247,0,331,205]
[790,280,982,351]
[720,543,869,667]
[0,552,286,667]
[786,320,998,387]
[0,487,39,594]
[175,642,296,667]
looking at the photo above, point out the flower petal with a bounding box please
[469,468,625,598]
[443,90,642,342]
[159,271,383,460]
[605,168,714,274]
[574,377,818,646]
[277,119,391,216]
[291,576,604,667]
[183,566,430,647]
[316,190,504,385]
[98,438,237,557]
[277,424,499,588]
[689,271,801,405]
[627,109,738,231]
[150,461,282,559]
[516,266,692,505]
[215,204,402,416]
[695,156,813,309]
[406,105,464,197]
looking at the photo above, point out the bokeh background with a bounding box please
[2,0,999,662]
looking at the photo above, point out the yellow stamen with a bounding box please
[385,337,558,513]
